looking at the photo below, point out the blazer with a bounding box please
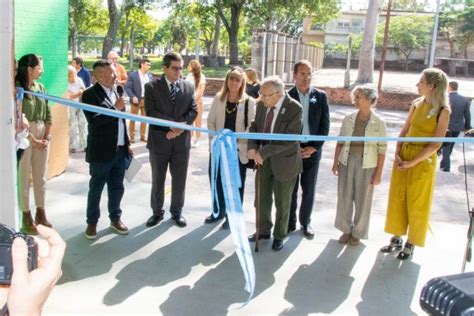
[248,94,303,182]
[207,94,256,164]
[125,70,153,103]
[81,83,130,163]
[337,110,387,169]
[288,86,330,150]
[448,92,471,131]
[144,75,198,154]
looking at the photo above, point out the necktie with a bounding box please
[263,107,275,133]
[169,83,176,105]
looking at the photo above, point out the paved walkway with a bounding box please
[314,68,474,98]
[42,95,474,315]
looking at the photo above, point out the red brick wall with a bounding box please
[205,78,416,111]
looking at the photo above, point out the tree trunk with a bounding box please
[355,0,381,85]
[211,13,221,58]
[71,25,77,58]
[228,5,241,65]
[215,1,242,65]
[102,0,121,59]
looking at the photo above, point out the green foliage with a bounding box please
[69,0,108,36]
[375,15,432,69]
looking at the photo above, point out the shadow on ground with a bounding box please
[59,222,173,284]
[356,253,420,315]
[103,224,226,306]
[159,234,304,315]
[282,239,365,315]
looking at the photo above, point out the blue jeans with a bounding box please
[86,147,127,224]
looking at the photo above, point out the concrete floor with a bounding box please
[39,96,474,315]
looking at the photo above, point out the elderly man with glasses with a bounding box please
[247,76,303,251]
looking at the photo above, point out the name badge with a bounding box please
[237,104,244,112]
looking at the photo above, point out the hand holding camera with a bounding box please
[0,225,66,316]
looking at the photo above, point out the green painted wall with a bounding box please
[15,0,68,96]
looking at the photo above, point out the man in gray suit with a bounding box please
[247,76,303,251]
[440,81,472,172]
[125,58,153,143]
[144,52,198,227]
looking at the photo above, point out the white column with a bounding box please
[0,0,19,228]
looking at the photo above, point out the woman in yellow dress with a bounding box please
[381,68,450,260]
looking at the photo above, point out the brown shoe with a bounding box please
[140,137,147,142]
[85,224,97,240]
[110,220,129,235]
[349,236,360,246]
[35,207,52,227]
[338,233,351,244]
[21,211,38,235]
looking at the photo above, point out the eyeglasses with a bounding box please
[169,66,183,71]
[259,91,278,99]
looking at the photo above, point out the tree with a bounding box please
[214,0,248,65]
[439,0,474,75]
[101,0,152,58]
[377,15,432,71]
[247,0,339,35]
[69,0,107,57]
[355,0,382,85]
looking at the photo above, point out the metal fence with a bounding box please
[251,29,324,83]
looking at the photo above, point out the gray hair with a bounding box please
[261,76,285,93]
[67,65,77,74]
[351,84,378,106]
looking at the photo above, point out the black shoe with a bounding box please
[204,214,223,224]
[272,239,284,251]
[288,224,296,233]
[302,225,314,238]
[146,211,164,227]
[221,219,229,229]
[380,236,403,253]
[172,215,187,227]
[397,241,414,260]
[248,233,271,242]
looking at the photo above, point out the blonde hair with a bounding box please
[219,67,246,102]
[188,59,202,89]
[415,68,450,116]
[244,68,260,84]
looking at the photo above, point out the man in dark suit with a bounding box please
[440,81,472,172]
[288,60,330,238]
[81,60,131,240]
[125,58,153,143]
[144,52,198,228]
[247,76,303,251]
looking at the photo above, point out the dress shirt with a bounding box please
[139,70,150,98]
[297,88,310,142]
[99,84,125,146]
[267,94,285,133]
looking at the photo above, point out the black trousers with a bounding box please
[208,155,247,217]
[289,148,322,228]
[149,149,190,217]
[440,131,461,171]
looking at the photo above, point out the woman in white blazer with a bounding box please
[206,67,256,228]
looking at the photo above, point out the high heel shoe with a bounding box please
[397,241,414,260]
[380,236,403,253]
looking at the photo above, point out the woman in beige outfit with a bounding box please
[16,54,53,235]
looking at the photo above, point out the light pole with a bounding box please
[429,0,441,68]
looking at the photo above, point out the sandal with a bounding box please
[380,236,403,253]
[397,241,414,260]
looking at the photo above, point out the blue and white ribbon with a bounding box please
[19,89,474,302]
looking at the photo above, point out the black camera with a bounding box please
[0,223,38,285]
